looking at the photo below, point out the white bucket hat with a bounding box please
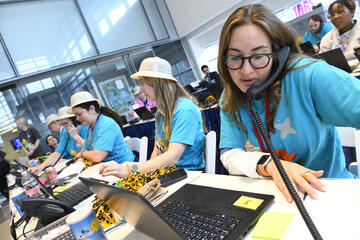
[131,57,177,82]
[68,91,101,113]
[46,114,58,128]
[57,106,75,121]
[133,86,141,95]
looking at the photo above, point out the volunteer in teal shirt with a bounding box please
[155,98,205,170]
[302,14,333,48]
[98,57,205,179]
[69,91,134,164]
[220,58,359,179]
[82,114,133,163]
[56,125,88,158]
[217,4,360,202]
[28,106,89,174]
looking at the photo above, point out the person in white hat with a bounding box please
[133,85,156,111]
[29,106,89,174]
[68,91,134,164]
[99,57,205,178]
[46,114,61,134]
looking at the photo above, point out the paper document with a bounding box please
[79,163,119,184]
[57,161,85,179]
[286,179,360,240]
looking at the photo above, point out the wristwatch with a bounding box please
[256,155,272,177]
[129,164,140,175]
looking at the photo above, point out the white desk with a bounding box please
[11,171,360,240]
[106,174,360,240]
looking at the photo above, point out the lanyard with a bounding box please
[247,97,270,152]
[88,114,100,149]
[26,129,30,141]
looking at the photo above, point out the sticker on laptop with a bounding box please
[233,196,264,210]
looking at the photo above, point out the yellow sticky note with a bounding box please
[233,196,264,210]
[251,212,295,240]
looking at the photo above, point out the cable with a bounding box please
[22,217,30,239]
[51,135,70,167]
[252,110,322,240]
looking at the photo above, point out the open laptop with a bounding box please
[199,80,210,88]
[318,47,352,73]
[184,84,196,93]
[119,115,128,125]
[80,177,274,240]
[134,106,154,120]
[299,41,316,55]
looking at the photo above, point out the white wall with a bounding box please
[165,0,297,75]
[165,0,296,38]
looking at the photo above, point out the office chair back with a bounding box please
[125,136,148,163]
[336,127,360,177]
[205,131,216,174]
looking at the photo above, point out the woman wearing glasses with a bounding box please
[29,106,88,174]
[218,4,360,202]
[320,0,360,60]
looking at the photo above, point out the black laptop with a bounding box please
[80,177,274,240]
[318,47,352,73]
[184,85,196,93]
[199,81,210,88]
[299,41,316,55]
[134,106,154,120]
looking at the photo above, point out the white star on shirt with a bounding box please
[274,118,296,139]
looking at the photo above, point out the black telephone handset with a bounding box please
[246,46,290,99]
[17,197,74,217]
[17,197,75,229]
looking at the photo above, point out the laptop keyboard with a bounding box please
[55,182,93,207]
[158,200,241,240]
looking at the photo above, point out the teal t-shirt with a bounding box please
[155,98,205,170]
[55,125,89,158]
[302,22,333,46]
[83,114,134,164]
[220,58,360,178]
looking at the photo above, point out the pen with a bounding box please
[303,192,308,201]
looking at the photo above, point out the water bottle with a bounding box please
[21,171,43,197]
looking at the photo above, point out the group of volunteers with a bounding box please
[302,0,360,60]
[20,1,359,203]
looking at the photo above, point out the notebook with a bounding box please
[134,106,154,120]
[80,177,274,240]
[318,48,352,73]
[299,41,316,55]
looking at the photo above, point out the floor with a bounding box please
[0,199,11,240]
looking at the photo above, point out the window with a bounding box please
[0,0,96,75]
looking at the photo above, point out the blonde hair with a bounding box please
[141,77,198,146]
[16,118,28,128]
[218,4,305,135]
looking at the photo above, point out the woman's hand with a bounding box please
[265,160,326,203]
[28,165,43,174]
[26,149,34,156]
[99,161,129,178]
[65,123,79,139]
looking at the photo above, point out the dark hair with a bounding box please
[308,14,323,24]
[46,134,58,152]
[201,65,209,71]
[75,101,124,130]
[329,0,356,15]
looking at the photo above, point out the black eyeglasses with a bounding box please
[223,53,273,70]
[327,9,349,19]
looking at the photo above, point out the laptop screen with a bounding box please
[80,177,274,240]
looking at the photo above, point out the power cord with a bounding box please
[22,217,31,239]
